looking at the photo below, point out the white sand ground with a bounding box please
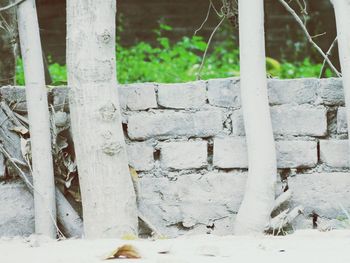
[0,230,349,263]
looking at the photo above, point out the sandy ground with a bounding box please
[0,230,349,263]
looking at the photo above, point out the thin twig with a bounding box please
[196,16,225,80]
[194,1,212,36]
[278,0,341,77]
[319,37,338,78]
[0,0,26,12]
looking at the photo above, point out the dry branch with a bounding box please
[0,102,83,237]
[278,0,341,77]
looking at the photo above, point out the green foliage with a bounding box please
[15,25,335,85]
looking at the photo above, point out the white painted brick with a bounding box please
[160,141,207,169]
[126,142,154,171]
[0,181,34,236]
[267,78,318,105]
[271,105,327,136]
[289,173,350,219]
[337,107,347,133]
[207,78,241,108]
[157,81,206,109]
[213,137,247,168]
[230,109,245,136]
[319,78,344,105]
[231,105,327,136]
[213,137,317,168]
[128,110,223,140]
[320,140,349,167]
[118,83,157,110]
[276,140,317,168]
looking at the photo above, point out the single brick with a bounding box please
[118,83,157,110]
[213,137,317,169]
[337,107,347,133]
[157,81,206,109]
[207,78,241,108]
[320,140,349,167]
[267,78,318,105]
[271,105,327,136]
[0,86,27,112]
[160,140,207,169]
[231,105,327,136]
[213,137,247,168]
[128,110,223,140]
[230,109,245,136]
[126,142,154,171]
[319,78,344,105]
[276,140,317,168]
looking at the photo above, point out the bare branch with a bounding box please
[194,1,212,36]
[0,0,25,12]
[196,16,225,80]
[278,0,341,77]
[319,37,338,78]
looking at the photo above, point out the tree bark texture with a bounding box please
[66,0,138,238]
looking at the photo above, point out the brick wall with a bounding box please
[1,77,350,236]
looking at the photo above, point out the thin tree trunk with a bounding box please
[331,0,350,163]
[67,0,138,238]
[234,0,277,234]
[17,0,57,238]
[0,0,17,85]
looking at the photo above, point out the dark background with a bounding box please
[36,0,338,66]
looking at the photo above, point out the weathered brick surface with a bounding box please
[0,181,34,236]
[337,107,347,133]
[213,137,317,168]
[157,81,206,109]
[160,141,207,169]
[231,105,327,136]
[118,83,157,110]
[126,142,154,171]
[207,78,241,108]
[271,105,327,136]
[213,137,247,168]
[289,173,350,219]
[319,78,344,105]
[320,140,349,167]
[267,78,318,105]
[128,110,223,140]
[276,140,317,168]
[138,172,246,236]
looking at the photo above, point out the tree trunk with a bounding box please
[0,0,17,85]
[331,0,350,163]
[234,0,277,234]
[17,0,57,238]
[66,0,138,238]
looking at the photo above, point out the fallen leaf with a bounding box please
[105,244,141,260]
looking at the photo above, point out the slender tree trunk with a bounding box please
[331,0,350,163]
[17,0,57,238]
[234,0,277,234]
[67,0,138,238]
[0,0,17,85]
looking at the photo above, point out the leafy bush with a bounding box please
[15,25,334,85]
